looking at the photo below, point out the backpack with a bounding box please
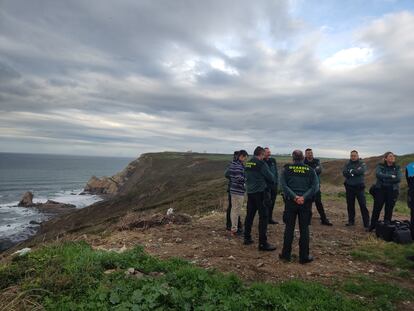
[376,220,412,244]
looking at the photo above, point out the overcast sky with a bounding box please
[0,0,413,158]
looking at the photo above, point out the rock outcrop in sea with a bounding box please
[18,191,76,214]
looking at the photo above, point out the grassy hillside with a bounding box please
[1,241,412,310]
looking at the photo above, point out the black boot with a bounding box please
[299,255,314,264]
[244,238,254,245]
[321,219,333,226]
[279,253,291,262]
[259,243,276,251]
[345,222,355,227]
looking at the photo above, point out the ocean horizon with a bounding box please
[0,152,134,246]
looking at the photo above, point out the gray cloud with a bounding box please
[0,1,413,157]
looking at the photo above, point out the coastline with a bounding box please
[0,190,104,252]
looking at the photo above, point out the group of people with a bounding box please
[225,147,414,264]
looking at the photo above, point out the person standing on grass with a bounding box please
[225,151,243,232]
[342,150,370,228]
[263,147,279,225]
[226,150,248,236]
[405,161,414,239]
[243,146,276,251]
[279,150,319,264]
[304,148,333,226]
[368,151,402,231]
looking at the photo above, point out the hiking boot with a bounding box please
[321,219,333,226]
[244,238,254,245]
[299,256,314,264]
[259,243,276,251]
[345,222,355,227]
[279,254,291,262]
[269,219,279,225]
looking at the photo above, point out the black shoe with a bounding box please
[367,226,375,232]
[299,256,314,264]
[244,238,254,245]
[321,219,333,226]
[345,222,355,227]
[269,219,279,225]
[259,243,276,251]
[236,229,244,236]
[279,254,291,262]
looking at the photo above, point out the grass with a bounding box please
[1,241,406,311]
[340,275,414,311]
[323,191,411,215]
[351,236,414,272]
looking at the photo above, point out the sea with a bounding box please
[0,152,134,246]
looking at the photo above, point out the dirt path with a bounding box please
[85,197,410,285]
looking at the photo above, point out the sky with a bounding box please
[0,0,413,158]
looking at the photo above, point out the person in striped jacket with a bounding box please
[225,150,248,236]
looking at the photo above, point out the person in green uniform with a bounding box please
[304,148,333,226]
[244,146,276,251]
[368,151,402,231]
[342,150,370,228]
[263,147,279,224]
[279,150,319,264]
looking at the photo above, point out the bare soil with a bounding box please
[78,197,411,287]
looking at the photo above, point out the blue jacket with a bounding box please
[406,162,414,189]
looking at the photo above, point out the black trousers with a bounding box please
[345,184,370,227]
[244,191,268,244]
[267,186,278,221]
[281,200,312,261]
[408,188,414,239]
[312,190,328,222]
[370,186,398,228]
[226,192,242,230]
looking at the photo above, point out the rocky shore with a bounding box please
[18,191,76,214]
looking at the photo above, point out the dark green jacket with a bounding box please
[264,157,279,187]
[375,163,402,190]
[280,162,319,201]
[304,158,322,184]
[245,157,274,194]
[343,159,367,186]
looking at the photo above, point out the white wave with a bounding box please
[0,189,103,242]
[49,191,103,208]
